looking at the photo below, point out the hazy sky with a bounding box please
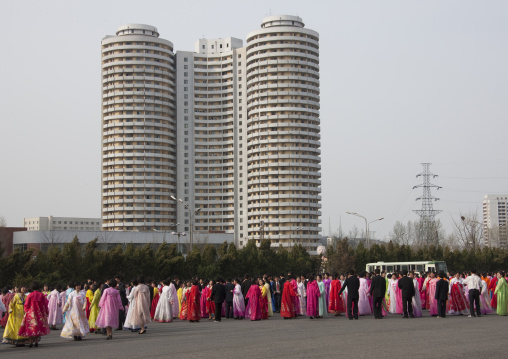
[1,0,507,240]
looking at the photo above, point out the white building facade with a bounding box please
[483,194,508,248]
[102,16,322,252]
[23,216,102,231]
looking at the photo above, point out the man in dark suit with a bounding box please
[211,278,226,322]
[397,270,416,318]
[224,278,235,318]
[369,269,386,319]
[339,270,360,320]
[114,275,128,330]
[435,272,449,318]
[271,276,282,313]
[241,274,252,307]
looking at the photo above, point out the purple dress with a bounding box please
[95,288,123,328]
[323,279,331,310]
[47,289,63,325]
[306,281,320,317]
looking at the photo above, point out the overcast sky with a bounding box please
[1,0,507,240]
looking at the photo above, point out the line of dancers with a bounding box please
[1,270,508,347]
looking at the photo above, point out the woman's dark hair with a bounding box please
[163,279,170,286]
[108,279,117,288]
[192,279,199,286]
[138,275,145,284]
[30,281,41,291]
[131,279,139,286]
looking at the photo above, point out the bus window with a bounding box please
[402,265,408,270]
[387,266,393,272]
[416,265,423,272]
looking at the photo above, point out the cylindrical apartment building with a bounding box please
[101,24,177,231]
[245,16,322,249]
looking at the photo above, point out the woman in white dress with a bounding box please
[297,276,307,315]
[61,282,90,341]
[168,281,179,319]
[154,279,174,322]
[412,275,422,317]
[388,274,398,314]
[123,279,141,331]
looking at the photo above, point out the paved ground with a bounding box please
[1,311,507,359]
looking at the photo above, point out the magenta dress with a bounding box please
[417,277,426,308]
[323,279,331,310]
[306,281,320,317]
[233,284,245,318]
[395,284,403,314]
[200,287,209,318]
[245,285,262,320]
[291,279,300,315]
[95,288,123,328]
[47,289,63,326]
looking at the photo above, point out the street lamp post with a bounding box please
[346,212,384,248]
[171,196,201,252]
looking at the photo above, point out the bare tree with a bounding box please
[0,216,7,227]
[94,230,113,250]
[41,230,63,246]
[389,221,406,244]
[412,219,444,248]
[348,226,361,240]
[452,212,483,251]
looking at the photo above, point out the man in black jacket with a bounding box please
[114,275,128,330]
[397,270,415,318]
[211,278,227,322]
[339,270,360,320]
[224,278,235,318]
[271,276,282,313]
[435,272,449,318]
[369,269,386,319]
[241,274,252,307]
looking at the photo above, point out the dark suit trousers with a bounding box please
[273,293,281,312]
[469,289,481,316]
[117,308,125,329]
[215,302,222,322]
[347,296,358,319]
[402,296,413,317]
[225,301,233,318]
[373,296,383,318]
[438,300,447,317]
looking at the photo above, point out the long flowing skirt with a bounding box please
[412,294,423,317]
[480,291,492,314]
[60,308,89,339]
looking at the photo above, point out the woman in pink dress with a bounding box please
[47,285,63,330]
[18,282,50,348]
[232,279,245,319]
[245,282,262,321]
[358,272,372,316]
[95,279,124,340]
[200,282,210,318]
[306,276,320,319]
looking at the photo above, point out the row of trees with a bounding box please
[326,238,508,275]
[0,237,320,288]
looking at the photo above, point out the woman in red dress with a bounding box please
[280,276,298,319]
[328,273,345,315]
[179,282,190,320]
[187,280,201,322]
[18,282,50,348]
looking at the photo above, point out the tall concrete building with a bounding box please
[101,24,177,231]
[102,16,322,251]
[483,194,508,248]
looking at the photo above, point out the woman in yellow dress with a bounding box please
[88,284,101,333]
[2,286,29,346]
[264,280,273,317]
[177,281,183,317]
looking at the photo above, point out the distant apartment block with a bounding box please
[23,216,102,231]
[483,194,508,248]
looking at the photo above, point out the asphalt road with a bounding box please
[1,311,507,359]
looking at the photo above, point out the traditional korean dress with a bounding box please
[131,284,151,329]
[264,283,273,317]
[306,280,320,317]
[245,285,262,320]
[0,292,14,328]
[154,286,173,322]
[47,289,63,326]
[427,278,439,316]
[2,293,28,345]
[317,281,327,317]
[297,281,307,315]
[389,279,398,314]
[169,283,179,319]
[18,290,50,337]
[179,288,190,320]
[448,278,469,315]
[494,277,508,316]
[200,286,210,318]
[60,290,89,339]
[328,279,344,314]
[412,279,422,317]
[479,280,492,314]
[150,287,160,319]
[358,278,371,315]
[233,284,245,318]
[259,285,268,319]
[187,285,201,322]
[88,288,101,332]
[177,286,183,317]
[95,287,123,328]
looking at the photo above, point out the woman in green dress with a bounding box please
[494,271,508,316]
[2,287,28,346]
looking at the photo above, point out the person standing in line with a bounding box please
[168,280,179,320]
[296,276,307,316]
[232,279,245,319]
[241,274,252,308]
[245,280,262,321]
[95,279,124,340]
[47,285,63,330]
[339,270,360,320]
[114,275,128,330]
[131,276,150,334]
[224,279,235,319]
[259,279,269,320]
[1,288,14,328]
[153,279,174,323]
[494,271,507,316]
[60,282,89,341]
[425,272,439,316]
[463,270,481,317]
[411,272,422,317]
[18,282,50,348]
[88,284,101,333]
[211,278,226,322]
[271,276,282,313]
[306,276,320,319]
[280,275,298,319]
[323,273,331,312]
[316,275,327,318]
[370,269,386,319]
[263,279,273,317]
[398,270,415,318]
[188,279,201,322]
[2,286,28,346]
[435,272,449,318]
[357,272,372,316]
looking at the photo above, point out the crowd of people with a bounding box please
[1,269,508,347]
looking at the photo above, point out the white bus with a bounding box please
[365,261,448,274]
